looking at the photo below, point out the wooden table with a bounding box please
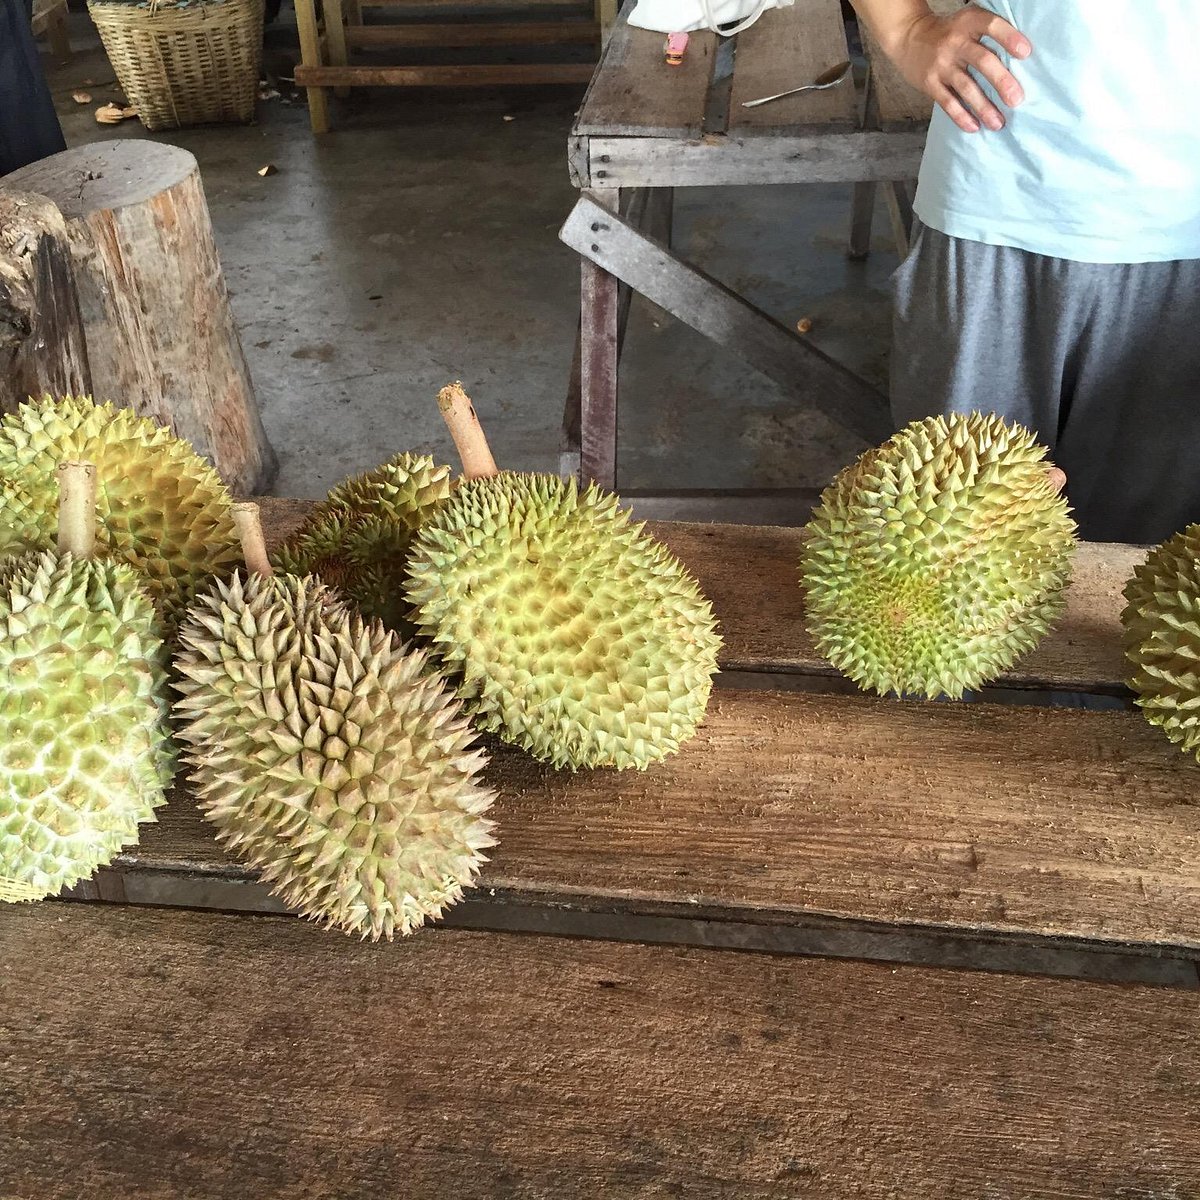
[559,0,956,492]
[5,499,1200,1196]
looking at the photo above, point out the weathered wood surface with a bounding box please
[251,500,1141,693]
[5,141,277,495]
[0,190,90,414]
[295,62,597,86]
[343,20,600,46]
[728,0,856,134]
[562,194,892,442]
[105,681,1200,950]
[5,902,1200,1199]
[578,129,927,188]
[578,188,621,487]
[575,9,717,137]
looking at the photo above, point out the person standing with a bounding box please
[853,0,1200,544]
[1,0,67,176]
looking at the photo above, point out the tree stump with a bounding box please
[0,190,91,415]
[5,140,278,495]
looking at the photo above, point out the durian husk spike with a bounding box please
[232,502,274,577]
[56,460,97,559]
[438,382,498,480]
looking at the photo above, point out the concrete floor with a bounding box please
[40,9,899,502]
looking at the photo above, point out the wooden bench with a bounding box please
[6,503,1200,1197]
[559,0,959,493]
[31,0,71,58]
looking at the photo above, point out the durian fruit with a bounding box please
[0,395,239,625]
[1122,525,1200,759]
[275,453,453,634]
[404,383,722,771]
[802,412,1077,699]
[174,503,496,939]
[1,461,172,903]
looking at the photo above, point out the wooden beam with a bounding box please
[343,20,599,45]
[578,188,620,487]
[560,194,891,443]
[579,130,927,188]
[295,63,596,86]
[7,903,1200,1197]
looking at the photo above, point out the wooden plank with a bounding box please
[295,62,596,85]
[246,501,1140,694]
[728,0,856,134]
[6,903,1200,1199]
[294,0,331,133]
[97,682,1200,951]
[342,19,599,45]
[323,0,351,98]
[860,0,961,130]
[582,129,927,187]
[561,194,891,443]
[574,12,718,138]
[578,188,620,488]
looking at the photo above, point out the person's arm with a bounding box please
[851,0,1031,132]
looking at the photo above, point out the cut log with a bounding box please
[0,190,90,415]
[4,140,278,495]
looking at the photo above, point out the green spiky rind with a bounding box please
[802,413,1077,700]
[0,550,172,902]
[1122,525,1200,759]
[173,571,496,940]
[275,453,453,633]
[0,395,240,626]
[404,473,723,771]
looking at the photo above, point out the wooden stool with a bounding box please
[30,0,72,57]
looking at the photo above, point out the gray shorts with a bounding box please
[891,225,1200,545]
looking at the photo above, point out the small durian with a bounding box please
[174,503,496,940]
[404,383,722,772]
[0,395,239,625]
[275,452,453,634]
[802,412,1077,699]
[1,462,172,903]
[1122,525,1200,760]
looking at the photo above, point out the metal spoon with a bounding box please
[741,59,852,109]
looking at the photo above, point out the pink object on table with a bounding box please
[664,32,689,65]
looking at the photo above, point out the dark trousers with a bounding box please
[0,0,67,177]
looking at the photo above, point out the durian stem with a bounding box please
[1047,466,1067,495]
[232,502,274,577]
[438,382,498,480]
[57,460,97,559]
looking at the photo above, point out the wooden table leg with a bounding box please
[294,0,330,134]
[595,0,618,42]
[323,0,351,99]
[885,179,916,258]
[847,182,876,260]
[578,188,620,490]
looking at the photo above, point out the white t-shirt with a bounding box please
[913,0,1200,263]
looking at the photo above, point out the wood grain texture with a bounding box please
[342,20,600,45]
[5,142,278,494]
[575,11,718,137]
[728,0,857,134]
[113,685,1200,949]
[582,129,927,188]
[0,190,90,414]
[5,902,1200,1200]
[295,62,597,85]
[250,500,1142,693]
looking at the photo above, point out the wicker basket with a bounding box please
[88,0,265,131]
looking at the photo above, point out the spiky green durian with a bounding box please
[0,395,239,624]
[1122,525,1200,759]
[802,412,1077,700]
[0,550,172,902]
[275,453,453,633]
[404,473,722,771]
[174,570,497,939]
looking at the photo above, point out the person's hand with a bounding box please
[885,6,1032,133]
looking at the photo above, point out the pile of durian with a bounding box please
[0,390,721,936]
[6,393,1200,935]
